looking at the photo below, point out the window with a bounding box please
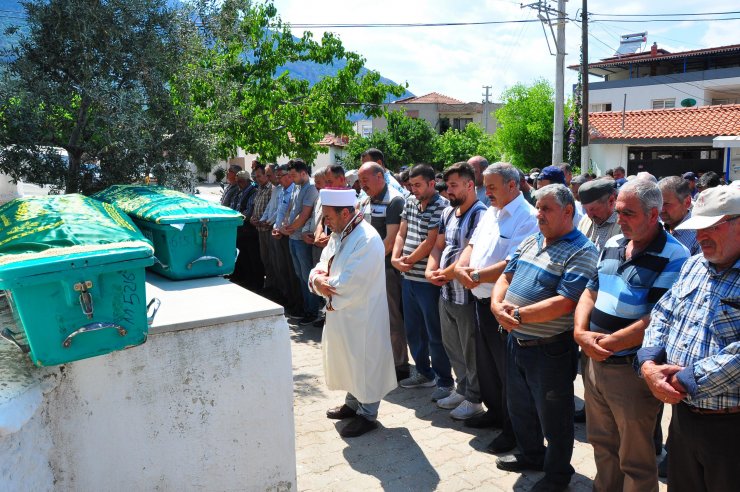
[452,118,473,131]
[651,98,676,110]
[590,103,612,112]
[711,98,738,105]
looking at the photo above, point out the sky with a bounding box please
[273,0,740,103]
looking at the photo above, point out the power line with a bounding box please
[590,17,740,23]
[288,19,551,28]
[591,10,740,17]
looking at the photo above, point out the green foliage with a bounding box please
[0,0,215,194]
[494,79,555,170]
[178,0,407,164]
[435,123,499,168]
[340,111,437,170]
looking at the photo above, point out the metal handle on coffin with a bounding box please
[62,322,127,348]
[147,298,161,326]
[1,328,30,353]
[153,256,170,270]
[186,255,223,270]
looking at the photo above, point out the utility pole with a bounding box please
[580,0,589,171]
[482,85,492,134]
[522,0,568,165]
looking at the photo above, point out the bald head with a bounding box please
[358,162,386,198]
[467,156,489,186]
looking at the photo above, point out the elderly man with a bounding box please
[454,162,538,452]
[574,179,689,492]
[360,148,408,197]
[493,184,598,492]
[358,161,410,380]
[249,164,274,292]
[658,176,700,255]
[426,162,488,420]
[309,188,397,438]
[312,165,348,252]
[220,164,243,207]
[392,164,454,400]
[231,171,263,290]
[577,179,621,251]
[468,155,491,207]
[637,186,740,492]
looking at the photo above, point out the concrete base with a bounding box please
[1,274,295,491]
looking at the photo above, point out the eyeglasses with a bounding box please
[700,215,739,232]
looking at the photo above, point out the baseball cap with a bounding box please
[537,166,565,184]
[682,172,697,181]
[675,186,740,230]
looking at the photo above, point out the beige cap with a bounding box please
[675,186,740,230]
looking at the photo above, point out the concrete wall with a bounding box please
[0,173,21,204]
[588,144,628,176]
[0,276,295,492]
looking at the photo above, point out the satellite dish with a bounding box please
[681,98,697,107]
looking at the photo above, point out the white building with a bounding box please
[571,42,740,181]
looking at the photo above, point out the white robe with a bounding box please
[309,220,397,403]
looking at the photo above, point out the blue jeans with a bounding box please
[289,239,320,317]
[507,335,578,486]
[401,278,453,388]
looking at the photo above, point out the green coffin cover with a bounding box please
[92,185,244,225]
[0,194,154,284]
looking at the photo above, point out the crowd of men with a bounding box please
[220,152,739,492]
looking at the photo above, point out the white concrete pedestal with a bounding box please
[0,275,295,491]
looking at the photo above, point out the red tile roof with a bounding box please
[394,92,465,104]
[588,104,740,141]
[318,133,349,147]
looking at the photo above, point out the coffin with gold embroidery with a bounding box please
[0,194,156,366]
[92,185,243,280]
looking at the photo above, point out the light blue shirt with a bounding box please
[273,182,294,230]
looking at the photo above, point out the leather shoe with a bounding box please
[574,407,586,423]
[485,434,516,454]
[339,416,378,437]
[464,411,500,429]
[495,454,544,472]
[326,404,357,420]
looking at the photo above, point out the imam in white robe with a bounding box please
[309,220,397,403]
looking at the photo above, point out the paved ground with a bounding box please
[288,318,671,492]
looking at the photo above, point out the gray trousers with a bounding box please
[345,393,380,421]
[439,297,480,403]
[385,265,408,368]
[258,229,278,291]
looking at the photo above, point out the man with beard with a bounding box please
[426,162,488,419]
[309,188,396,437]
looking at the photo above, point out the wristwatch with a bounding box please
[470,270,480,283]
[513,308,521,323]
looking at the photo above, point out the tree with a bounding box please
[435,123,499,168]
[340,110,437,170]
[495,79,556,170]
[178,0,406,164]
[0,0,215,194]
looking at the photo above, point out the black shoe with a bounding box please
[326,404,357,420]
[339,416,378,437]
[464,411,500,429]
[395,366,410,382]
[299,315,319,325]
[312,317,325,328]
[485,434,516,454]
[531,477,569,492]
[574,407,586,423]
[658,453,668,478]
[286,309,305,320]
[495,454,544,472]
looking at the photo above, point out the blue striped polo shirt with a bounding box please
[504,229,599,339]
[587,228,690,356]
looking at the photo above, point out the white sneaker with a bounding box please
[437,391,466,409]
[450,400,485,420]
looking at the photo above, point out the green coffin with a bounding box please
[92,185,244,280]
[0,194,155,366]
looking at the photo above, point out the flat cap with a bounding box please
[578,178,615,204]
[571,174,588,185]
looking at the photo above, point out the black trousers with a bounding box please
[474,297,514,440]
[232,224,264,291]
[667,402,740,492]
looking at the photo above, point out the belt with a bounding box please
[684,403,740,416]
[513,330,572,347]
[600,354,636,365]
